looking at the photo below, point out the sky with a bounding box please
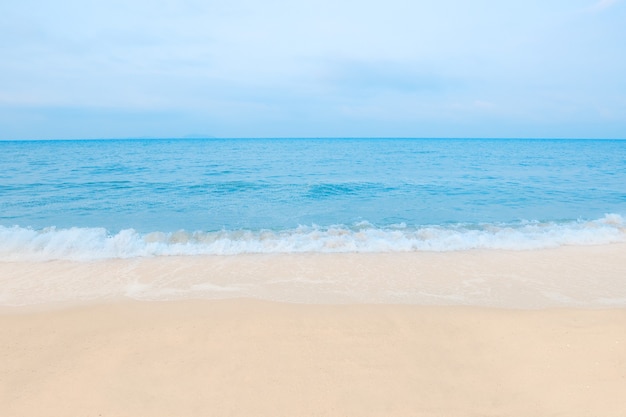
[0,0,625,139]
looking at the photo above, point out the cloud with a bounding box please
[588,0,620,11]
[1,0,625,139]
[319,60,461,100]
[473,100,496,110]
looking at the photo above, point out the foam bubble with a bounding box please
[1,214,624,261]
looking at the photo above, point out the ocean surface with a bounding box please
[1,138,625,261]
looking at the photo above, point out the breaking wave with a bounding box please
[1,214,624,261]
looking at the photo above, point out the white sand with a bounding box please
[2,245,626,416]
[1,300,625,417]
[2,243,626,307]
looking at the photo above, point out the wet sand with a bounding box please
[2,243,626,307]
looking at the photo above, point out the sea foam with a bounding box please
[1,214,624,261]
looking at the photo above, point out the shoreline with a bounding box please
[3,244,626,416]
[2,299,625,417]
[2,243,626,309]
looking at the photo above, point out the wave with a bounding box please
[1,214,624,261]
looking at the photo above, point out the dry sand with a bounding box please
[2,299,625,417]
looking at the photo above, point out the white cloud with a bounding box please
[588,0,620,11]
[1,0,625,138]
[473,100,496,110]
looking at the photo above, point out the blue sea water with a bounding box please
[1,138,625,260]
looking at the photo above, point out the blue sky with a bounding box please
[1,0,625,139]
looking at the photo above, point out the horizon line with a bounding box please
[1,136,625,142]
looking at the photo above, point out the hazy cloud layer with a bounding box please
[1,0,624,138]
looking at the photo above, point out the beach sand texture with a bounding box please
[2,301,626,417]
[2,244,626,307]
[2,245,626,416]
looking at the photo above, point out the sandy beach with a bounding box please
[2,245,626,416]
[2,243,626,307]
[1,300,625,417]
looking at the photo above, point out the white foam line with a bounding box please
[1,214,624,261]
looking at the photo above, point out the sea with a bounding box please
[1,138,625,261]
